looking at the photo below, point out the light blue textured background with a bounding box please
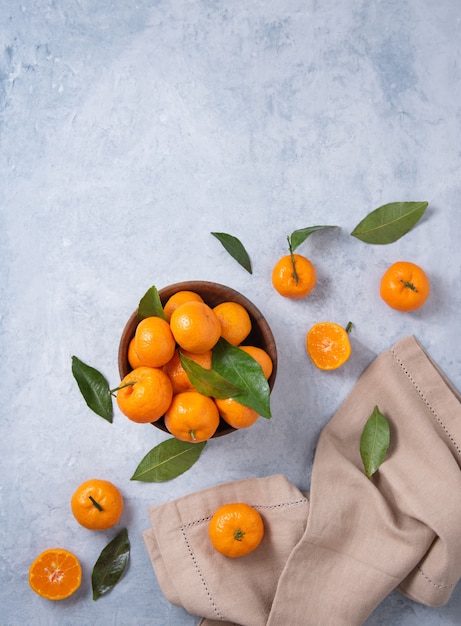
[1,1,461,625]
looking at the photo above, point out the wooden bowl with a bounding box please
[118,281,277,437]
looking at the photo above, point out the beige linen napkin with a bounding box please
[143,335,461,625]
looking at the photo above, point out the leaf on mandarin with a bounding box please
[360,405,391,479]
[138,285,166,320]
[92,528,130,600]
[289,225,337,252]
[179,352,242,399]
[71,356,113,422]
[350,201,428,244]
[212,338,271,418]
[211,232,252,274]
[131,439,207,482]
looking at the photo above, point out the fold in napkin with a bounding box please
[143,336,461,625]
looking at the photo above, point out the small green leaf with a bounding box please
[92,528,130,600]
[131,439,207,482]
[138,285,166,320]
[212,338,271,418]
[71,356,113,422]
[351,201,428,244]
[289,225,337,252]
[179,352,242,398]
[211,232,252,274]
[360,406,391,479]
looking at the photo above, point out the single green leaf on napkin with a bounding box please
[92,528,130,600]
[360,405,391,479]
[71,356,113,422]
[138,285,166,320]
[212,338,271,418]
[351,201,428,244]
[131,439,207,482]
[179,352,242,398]
[288,225,337,253]
[211,232,252,274]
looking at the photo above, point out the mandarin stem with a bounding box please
[189,430,196,441]
[89,495,103,511]
[234,528,245,541]
[400,279,418,292]
[287,236,299,285]
[109,381,136,395]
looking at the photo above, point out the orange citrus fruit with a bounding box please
[272,253,316,299]
[306,322,351,370]
[116,366,173,423]
[163,290,204,322]
[215,397,259,429]
[208,502,264,558]
[164,391,220,442]
[133,316,176,368]
[213,301,252,346]
[29,548,82,600]
[127,337,143,369]
[71,478,124,530]
[163,348,212,394]
[380,261,430,312]
[170,301,221,354]
[239,345,273,379]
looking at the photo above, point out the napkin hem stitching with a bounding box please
[415,565,455,590]
[180,524,224,620]
[391,348,461,457]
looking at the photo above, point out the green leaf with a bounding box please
[71,356,113,422]
[138,285,166,320]
[92,528,130,600]
[360,406,391,479]
[211,232,252,274]
[289,225,337,252]
[179,352,242,398]
[351,201,428,244]
[131,439,207,482]
[212,338,271,418]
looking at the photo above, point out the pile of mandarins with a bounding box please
[116,290,273,442]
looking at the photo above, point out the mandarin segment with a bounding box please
[213,301,252,346]
[29,548,82,600]
[170,301,221,354]
[306,322,351,370]
[208,503,264,558]
[116,366,173,423]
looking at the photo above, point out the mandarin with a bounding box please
[116,366,173,423]
[170,301,221,354]
[134,316,176,368]
[163,290,204,322]
[164,391,220,442]
[380,261,430,312]
[208,503,264,558]
[306,322,351,370]
[213,301,252,346]
[163,348,212,394]
[272,253,316,299]
[215,397,259,429]
[71,478,124,530]
[239,345,273,379]
[29,548,82,600]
